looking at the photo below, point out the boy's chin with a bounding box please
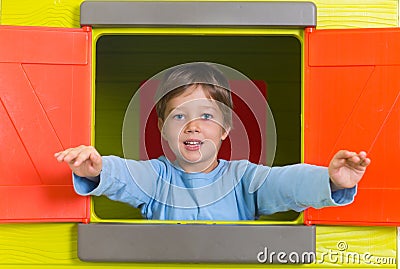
[176,157,217,172]
[179,156,204,165]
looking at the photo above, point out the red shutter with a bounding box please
[0,26,91,222]
[304,27,400,226]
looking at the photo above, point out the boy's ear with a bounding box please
[158,118,166,139]
[221,127,231,141]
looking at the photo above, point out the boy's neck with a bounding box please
[177,159,219,174]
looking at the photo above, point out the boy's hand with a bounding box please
[54,145,102,178]
[328,150,371,191]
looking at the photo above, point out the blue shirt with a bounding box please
[73,156,356,220]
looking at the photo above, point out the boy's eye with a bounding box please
[173,114,185,120]
[201,113,213,120]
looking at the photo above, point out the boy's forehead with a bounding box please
[167,97,218,111]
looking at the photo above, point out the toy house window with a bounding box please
[79,1,315,224]
[92,34,302,222]
[78,1,318,264]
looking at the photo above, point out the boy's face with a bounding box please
[158,85,230,173]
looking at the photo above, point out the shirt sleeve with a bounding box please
[72,156,162,209]
[248,163,357,215]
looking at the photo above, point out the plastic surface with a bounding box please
[304,27,400,226]
[78,224,315,263]
[0,26,92,222]
[80,1,316,27]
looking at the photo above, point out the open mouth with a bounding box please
[183,139,203,150]
[184,140,203,145]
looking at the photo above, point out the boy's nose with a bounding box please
[184,119,200,133]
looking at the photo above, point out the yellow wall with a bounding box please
[0,0,83,27]
[0,0,398,29]
[315,0,398,28]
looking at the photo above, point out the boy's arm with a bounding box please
[253,163,358,216]
[72,156,161,210]
[253,149,371,215]
[55,145,157,209]
[55,146,163,213]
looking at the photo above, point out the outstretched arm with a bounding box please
[54,145,102,181]
[328,150,371,191]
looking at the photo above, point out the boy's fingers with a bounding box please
[346,154,371,170]
[331,150,371,170]
[331,150,352,166]
[55,146,91,163]
[349,155,361,164]
[358,151,367,158]
[73,149,93,166]
[338,150,357,159]
[63,148,85,163]
[336,150,370,163]
[359,157,371,167]
[349,151,369,164]
[55,148,75,162]
[54,152,63,162]
[89,152,100,162]
[72,147,99,166]
[331,150,353,167]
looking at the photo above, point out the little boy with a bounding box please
[55,62,370,220]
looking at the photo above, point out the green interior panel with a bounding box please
[93,34,301,221]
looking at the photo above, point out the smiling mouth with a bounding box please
[184,140,203,146]
[183,139,203,151]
